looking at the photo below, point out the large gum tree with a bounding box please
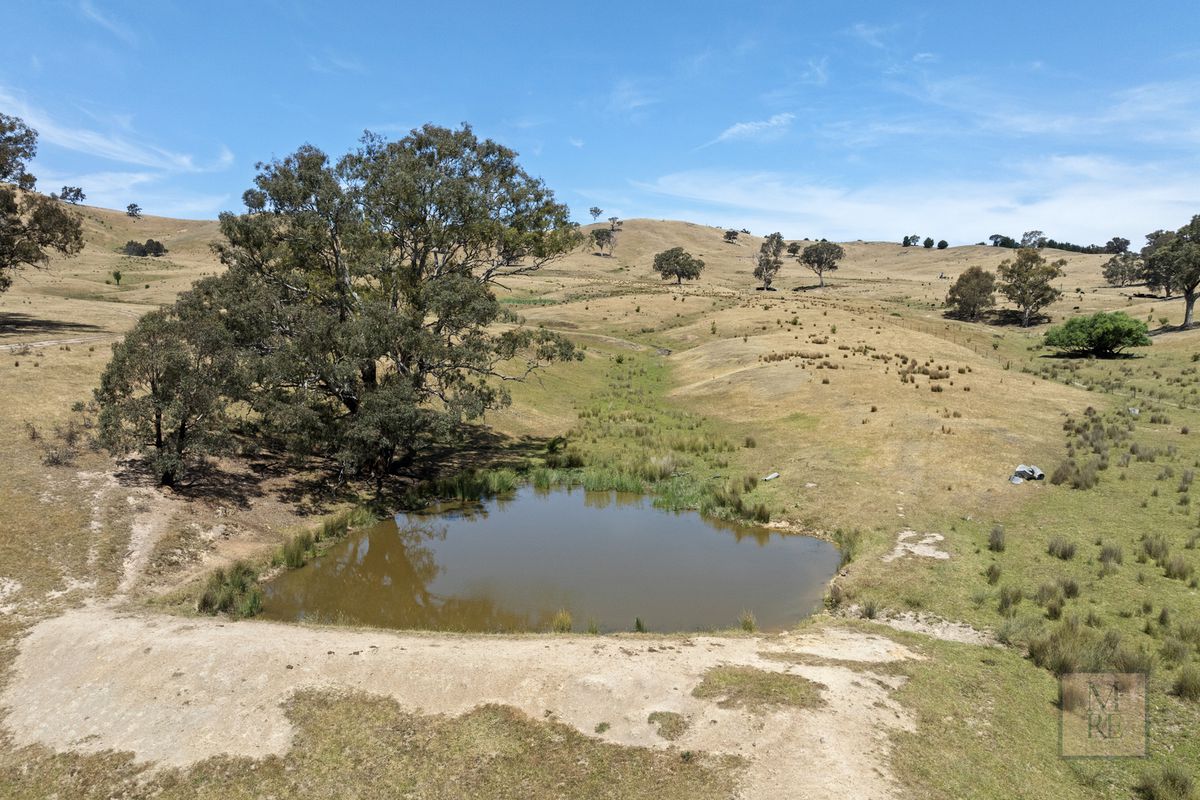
[100,124,583,486]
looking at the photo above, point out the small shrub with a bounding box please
[739,609,757,632]
[634,617,646,633]
[985,563,1002,585]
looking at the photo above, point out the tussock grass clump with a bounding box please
[1047,536,1077,560]
[738,609,757,632]
[1174,664,1200,701]
[1164,554,1194,581]
[985,563,1002,585]
[997,586,1023,616]
[833,528,862,569]
[1143,533,1172,565]
[198,561,262,617]
[1028,618,1122,676]
[580,466,643,493]
[1136,764,1194,800]
[988,525,1006,553]
[1100,542,1124,566]
[1178,620,1200,649]
[692,666,826,713]
[647,711,690,741]
[1162,638,1191,664]
[551,608,573,633]
[283,531,314,568]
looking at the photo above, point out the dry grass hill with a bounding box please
[1,205,1199,799]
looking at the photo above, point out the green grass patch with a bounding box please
[691,665,826,713]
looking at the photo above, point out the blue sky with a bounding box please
[4,1,1200,244]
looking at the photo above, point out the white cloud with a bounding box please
[0,86,230,173]
[79,0,137,46]
[705,113,795,147]
[307,50,367,75]
[848,23,889,49]
[801,58,829,86]
[606,79,657,116]
[632,158,1198,245]
[568,137,584,148]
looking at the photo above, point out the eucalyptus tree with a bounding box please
[0,114,83,293]
[652,246,704,285]
[997,248,1065,326]
[100,124,583,486]
[797,241,844,287]
[754,232,785,289]
[1143,216,1200,327]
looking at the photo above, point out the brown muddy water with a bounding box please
[261,486,840,633]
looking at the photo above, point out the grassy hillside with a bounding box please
[3,205,1200,799]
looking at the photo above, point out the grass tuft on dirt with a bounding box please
[691,665,826,713]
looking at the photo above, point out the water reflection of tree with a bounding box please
[270,520,531,631]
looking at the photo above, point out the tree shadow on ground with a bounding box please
[987,309,1050,327]
[113,455,268,511]
[0,312,105,336]
[112,426,552,518]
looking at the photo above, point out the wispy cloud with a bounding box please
[307,50,367,75]
[79,0,137,46]
[703,113,795,148]
[847,22,890,49]
[606,79,658,116]
[568,137,584,148]
[800,57,829,86]
[0,86,230,172]
[633,156,1198,245]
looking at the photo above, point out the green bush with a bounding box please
[1043,311,1150,356]
[197,561,262,618]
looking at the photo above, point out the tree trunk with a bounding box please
[676,275,682,285]
[1022,307,1032,327]
[818,271,824,287]
[1185,292,1197,328]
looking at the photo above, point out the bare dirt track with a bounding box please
[4,605,918,800]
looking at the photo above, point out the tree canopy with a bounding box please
[652,247,703,285]
[753,232,784,289]
[0,113,83,294]
[944,266,996,320]
[1142,216,1200,327]
[96,307,241,486]
[1044,312,1151,356]
[591,227,615,256]
[58,186,85,204]
[98,124,583,486]
[1102,252,1142,287]
[797,241,844,287]
[997,248,1065,326]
